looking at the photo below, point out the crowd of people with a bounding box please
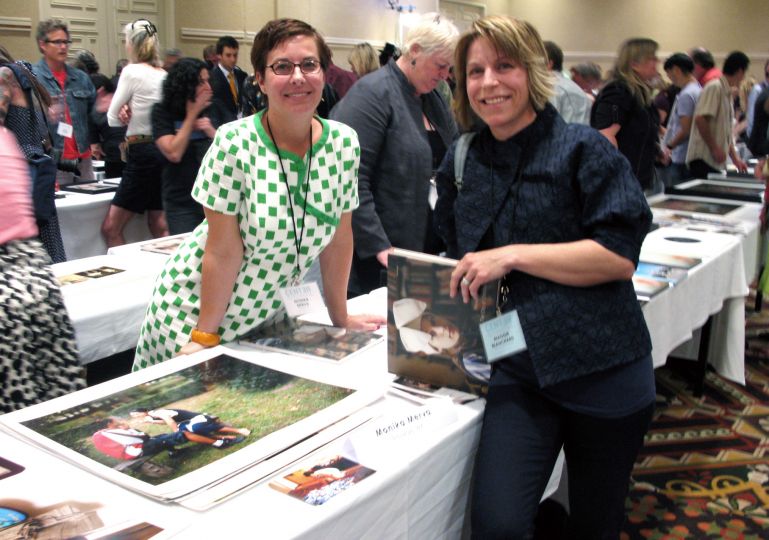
[1,10,767,538]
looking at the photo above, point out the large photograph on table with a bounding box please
[665,180,763,203]
[16,355,353,487]
[649,197,742,215]
[387,249,498,396]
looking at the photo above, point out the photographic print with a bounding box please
[632,276,670,300]
[387,249,499,396]
[666,180,764,203]
[56,266,125,287]
[635,262,688,284]
[241,319,383,362]
[0,457,23,481]
[650,197,741,215]
[140,236,188,256]
[269,454,375,506]
[638,251,701,270]
[61,182,118,195]
[14,354,355,491]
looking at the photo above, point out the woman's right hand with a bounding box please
[187,85,213,117]
[175,340,207,357]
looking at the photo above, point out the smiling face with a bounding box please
[256,34,324,118]
[466,37,536,141]
[40,29,70,68]
[408,47,452,95]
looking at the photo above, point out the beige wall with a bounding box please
[1,1,767,78]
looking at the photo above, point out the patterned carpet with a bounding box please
[621,295,769,539]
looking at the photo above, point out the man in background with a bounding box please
[209,35,246,123]
[661,53,701,185]
[687,51,750,178]
[544,40,591,124]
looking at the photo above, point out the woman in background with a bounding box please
[0,127,84,412]
[591,37,661,193]
[348,43,379,78]
[152,58,222,234]
[103,19,168,246]
[436,16,654,538]
[331,13,459,295]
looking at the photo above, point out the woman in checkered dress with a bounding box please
[133,19,384,369]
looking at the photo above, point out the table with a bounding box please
[0,340,563,539]
[56,189,152,260]
[640,226,749,384]
[52,254,166,364]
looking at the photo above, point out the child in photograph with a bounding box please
[129,408,250,439]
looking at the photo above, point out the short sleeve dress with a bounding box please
[133,111,360,370]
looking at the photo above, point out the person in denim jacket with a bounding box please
[32,18,96,184]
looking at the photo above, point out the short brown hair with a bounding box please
[453,16,553,131]
[36,19,69,53]
[250,18,332,77]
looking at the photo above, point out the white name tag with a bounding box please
[278,281,324,318]
[57,122,73,138]
[479,309,527,363]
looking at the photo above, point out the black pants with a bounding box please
[470,381,654,539]
[687,159,720,180]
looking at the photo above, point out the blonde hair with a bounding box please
[348,42,379,77]
[401,12,459,60]
[613,37,658,106]
[124,19,161,67]
[453,15,554,131]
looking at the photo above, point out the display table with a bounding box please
[640,226,749,384]
[52,254,166,364]
[0,339,563,539]
[56,189,153,260]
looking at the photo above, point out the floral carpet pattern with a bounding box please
[621,297,769,539]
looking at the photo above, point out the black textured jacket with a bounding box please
[435,104,652,387]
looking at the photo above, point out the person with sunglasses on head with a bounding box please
[32,19,97,187]
[102,19,169,247]
[133,18,384,370]
[330,13,459,296]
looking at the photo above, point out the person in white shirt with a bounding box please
[544,40,591,124]
[102,19,168,247]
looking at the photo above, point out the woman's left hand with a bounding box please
[451,247,513,303]
[344,313,387,332]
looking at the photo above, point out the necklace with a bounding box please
[265,113,313,284]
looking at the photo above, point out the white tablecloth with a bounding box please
[56,190,153,260]
[52,254,165,364]
[640,226,749,383]
[0,337,563,539]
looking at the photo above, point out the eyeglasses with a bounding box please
[267,59,321,76]
[45,39,72,46]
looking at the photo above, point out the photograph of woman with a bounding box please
[133,18,384,370]
[435,16,655,538]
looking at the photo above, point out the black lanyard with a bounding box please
[265,114,312,282]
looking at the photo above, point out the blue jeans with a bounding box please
[470,380,654,539]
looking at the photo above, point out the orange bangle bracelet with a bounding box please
[190,328,221,347]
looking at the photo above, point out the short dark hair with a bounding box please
[250,18,332,77]
[90,73,114,93]
[723,51,749,76]
[543,40,563,72]
[216,35,239,55]
[691,48,715,69]
[664,53,694,74]
[36,19,69,52]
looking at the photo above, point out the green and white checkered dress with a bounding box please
[132,111,360,370]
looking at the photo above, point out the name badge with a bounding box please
[479,309,527,363]
[57,122,73,138]
[278,281,324,318]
